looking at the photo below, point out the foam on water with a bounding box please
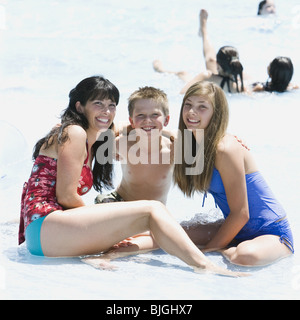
[1,0,300,299]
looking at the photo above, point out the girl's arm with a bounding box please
[204,138,249,251]
[56,125,87,208]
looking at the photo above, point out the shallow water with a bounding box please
[1,0,300,299]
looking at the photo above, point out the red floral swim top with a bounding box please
[18,143,93,245]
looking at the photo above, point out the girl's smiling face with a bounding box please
[182,95,214,131]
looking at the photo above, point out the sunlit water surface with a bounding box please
[1,0,300,299]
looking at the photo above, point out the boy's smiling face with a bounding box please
[129,99,169,134]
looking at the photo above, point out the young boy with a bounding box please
[83,87,174,268]
[95,86,174,205]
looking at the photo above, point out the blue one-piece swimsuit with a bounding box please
[206,168,294,253]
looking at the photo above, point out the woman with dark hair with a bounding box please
[253,56,298,93]
[32,76,118,193]
[216,46,244,93]
[18,75,241,277]
[257,0,276,15]
[153,9,245,94]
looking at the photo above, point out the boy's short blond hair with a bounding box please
[128,86,169,117]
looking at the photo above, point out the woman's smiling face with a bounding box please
[80,98,116,132]
[182,95,214,131]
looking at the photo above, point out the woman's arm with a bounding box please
[56,125,87,208]
[287,82,299,90]
[204,138,249,251]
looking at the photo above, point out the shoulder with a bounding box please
[215,135,247,190]
[217,134,241,154]
[216,135,244,168]
[65,125,87,142]
[58,125,87,159]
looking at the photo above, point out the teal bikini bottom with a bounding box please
[25,216,47,256]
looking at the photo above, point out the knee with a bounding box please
[136,200,164,214]
[144,200,169,221]
[229,244,260,266]
[148,200,167,214]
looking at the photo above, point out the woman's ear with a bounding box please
[75,101,84,114]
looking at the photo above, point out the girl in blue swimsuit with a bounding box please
[173,81,294,266]
[17,76,240,277]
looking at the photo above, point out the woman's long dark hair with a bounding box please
[257,0,267,15]
[33,75,120,192]
[265,57,294,92]
[216,46,244,93]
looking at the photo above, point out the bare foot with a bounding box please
[81,256,118,271]
[153,59,165,73]
[193,260,250,278]
[153,59,191,82]
[198,9,208,37]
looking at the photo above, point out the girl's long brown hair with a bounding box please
[173,81,229,196]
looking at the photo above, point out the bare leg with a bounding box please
[199,9,218,74]
[153,60,192,82]
[153,58,212,95]
[40,201,245,276]
[220,235,292,266]
[84,220,222,269]
[153,9,220,95]
[152,9,218,94]
[182,220,223,246]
